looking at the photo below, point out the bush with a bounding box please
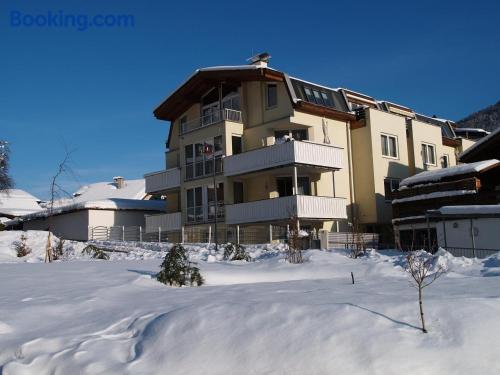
[53,237,65,260]
[223,242,251,261]
[82,244,110,260]
[157,243,204,287]
[14,233,31,257]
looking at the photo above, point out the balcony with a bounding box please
[224,140,344,177]
[144,167,181,194]
[145,212,181,232]
[181,108,242,135]
[225,195,347,225]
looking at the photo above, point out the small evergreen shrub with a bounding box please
[157,243,204,287]
[223,242,251,261]
[82,244,110,260]
[14,233,31,257]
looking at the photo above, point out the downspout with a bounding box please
[346,120,356,222]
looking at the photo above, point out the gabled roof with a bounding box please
[49,178,147,208]
[154,65,284,122]
[0,189,42,217]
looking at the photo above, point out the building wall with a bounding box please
[436,217,500,250]
[367,109,411,224]
[410,119,445,174]
[23,210,90,241]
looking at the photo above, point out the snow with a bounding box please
[0,231,499,374]
[0,189,42,217]
[438,204,500,215]
[455,128,490,134]
[392,189,476,204]
[53,178,146,206]
[400,159,499,187]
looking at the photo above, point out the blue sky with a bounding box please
[1,0,499,199]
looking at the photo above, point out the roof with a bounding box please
[454,128,490,134]
[437,205,500,216]
[400,159,500,188]
[9,198,166,224]
[50,178,146,208]
[0,189,42,217]
[459,127,500,163]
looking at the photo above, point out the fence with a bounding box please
[89,224,291,245]
[325,232,380,250]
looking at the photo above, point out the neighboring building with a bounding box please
[454,127,490,141]
[0,189,42,224]
[392,159,500,254]
[8,177,166,240]
[144,53,482,243]
[459,127,500,163]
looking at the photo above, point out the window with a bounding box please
[180,116,187,133]
[233,182,244,204]
[185,137,224,180]
[313,90,324,106]
[232,136,242,155]
[303,87,315,102]
[381,134,398,158]
[277,176,310,196]
[186,187,203,223]
[441,154,449,168]
[207,183,224,221]
[266,84,278,108]
[422,143,436,166]
[384,178,400,201]
[321,92,333,107]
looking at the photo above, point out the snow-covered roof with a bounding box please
[459,127,500,161]
[454,128,490,134]
[0,189,42,217]
[50,178,146,208]
[400,159,500,187]
[12,198,166,224]
[437,205,500,216]
[392,190,476,204]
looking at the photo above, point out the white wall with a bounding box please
[23,209,159,241]
[436,217,500,250]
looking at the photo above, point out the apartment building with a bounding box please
[144,53,476,242]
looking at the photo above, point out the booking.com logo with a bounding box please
[10,10,135,31]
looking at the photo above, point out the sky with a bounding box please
[1,0,499,199]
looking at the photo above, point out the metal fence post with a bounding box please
[89,226,93,241]
[158,227,161,243]
[122,226,125,242]
[181,226,185,244]
[139,226,143,242]
[470,219,476,257]
[236,225,240,245]
[208,225,212,244]
[269,224,273,243]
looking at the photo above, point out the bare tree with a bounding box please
[0,140,13,191]
[286,217,304,264]
[405,251,446,333]
[349,217,366,259]
[45,150,75,263]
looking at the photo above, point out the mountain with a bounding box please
[457,101,500,132]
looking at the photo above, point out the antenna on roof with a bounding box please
[247,52,271,67]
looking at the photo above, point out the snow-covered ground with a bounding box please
[0,231,499,374]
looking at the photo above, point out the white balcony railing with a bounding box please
[224,140,344,177]
[225,195,347,225]
[144,168,181,193]
[145,212,182,233]
[181,108,242,134]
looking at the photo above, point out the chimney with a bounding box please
[113,176,125,189]
[248,52,271,67]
